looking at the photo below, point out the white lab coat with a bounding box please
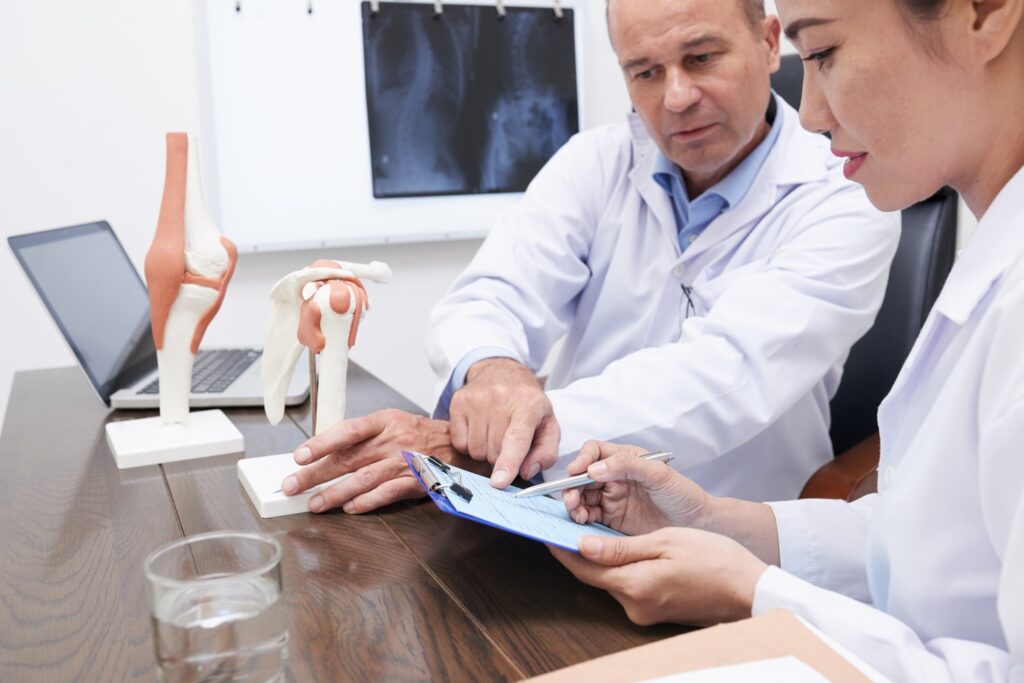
[757,165,1024,681]
[427,97,900,500]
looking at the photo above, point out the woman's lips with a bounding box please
[833,149,868,180]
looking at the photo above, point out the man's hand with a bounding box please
[561,441,711,536]
[449,358,560,488]
[280,409,457,514]
[549,528,768,627]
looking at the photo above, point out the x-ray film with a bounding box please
[362,2,579,198]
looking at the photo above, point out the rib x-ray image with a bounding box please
[362,2,579,198]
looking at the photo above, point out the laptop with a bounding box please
[8,220,309,410]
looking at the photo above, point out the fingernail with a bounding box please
[491,468,510,487]
[580,537,603,555]
[282,476,298,495]
[295,446,312,464]
[342,502,354,514]
[589,462,608,477]
[309,495,324,512]
[527,463,541,480]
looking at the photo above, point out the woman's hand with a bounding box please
[549,528,768,626]
[562,441,711,536]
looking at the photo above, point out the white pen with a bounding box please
[512,450,673,498]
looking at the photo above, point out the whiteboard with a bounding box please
[195,0,588,252]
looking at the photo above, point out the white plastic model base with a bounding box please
[237,452,351,518]
[106,409,244,469]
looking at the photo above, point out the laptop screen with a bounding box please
[9,221,155,404]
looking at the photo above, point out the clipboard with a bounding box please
[402,450,624,552]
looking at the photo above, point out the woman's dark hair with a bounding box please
[898,0,951,21]
[897,0,953,56]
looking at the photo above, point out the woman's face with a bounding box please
[776,0,970,211]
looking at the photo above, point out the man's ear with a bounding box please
[762,15,783,74]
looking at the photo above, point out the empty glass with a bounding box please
[145,531,288,682]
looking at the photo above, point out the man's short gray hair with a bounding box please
[607,0,766,32]
[741,0,766,29]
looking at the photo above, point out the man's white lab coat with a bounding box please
[757,164,1024,682]
[427,97,900,500]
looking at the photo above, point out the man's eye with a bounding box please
[688,53,716,67]
[634,69,655,80]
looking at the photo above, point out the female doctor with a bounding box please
[549,0,1024,680]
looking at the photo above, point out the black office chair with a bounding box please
[770,54,959,496]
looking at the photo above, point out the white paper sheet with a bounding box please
[640,656,829,682]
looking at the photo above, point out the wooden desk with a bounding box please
[0,365,681,682]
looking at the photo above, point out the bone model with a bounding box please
[262,259,391,434]
[144,132,237,425]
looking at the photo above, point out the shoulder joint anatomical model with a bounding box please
[263,259,392,435]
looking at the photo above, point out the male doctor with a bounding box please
[280,0,900,514]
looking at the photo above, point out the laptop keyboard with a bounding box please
[138,349,261,395]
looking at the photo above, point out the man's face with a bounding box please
[609,0,781,195]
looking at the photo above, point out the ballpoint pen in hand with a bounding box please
[512,450,673,498]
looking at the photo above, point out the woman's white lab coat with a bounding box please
[758,166,1024,681]
[427,97,900,501]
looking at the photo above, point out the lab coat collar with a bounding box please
[754,94,831,186]
[628,117,684,252]
[932,164,1024,325]
[627,95,830,257]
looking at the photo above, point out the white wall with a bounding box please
[0,0,629,424]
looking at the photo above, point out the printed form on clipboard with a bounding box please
[402,451,624,552]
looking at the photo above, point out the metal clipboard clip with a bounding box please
[496,0,506,19]
[553,0,564,21]
[370,0,380,15]
[412,453,473,503]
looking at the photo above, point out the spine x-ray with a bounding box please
[362,2,579,198]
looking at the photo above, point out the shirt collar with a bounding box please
[933,164,1024,324]
[651,93,784,209]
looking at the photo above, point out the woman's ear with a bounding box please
[966,0,1024,65]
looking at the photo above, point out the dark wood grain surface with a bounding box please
[1,364,678,682]
[0,368,184,682]
[161,408,522,682]
[380,504,685,679]
[289,362,685,678]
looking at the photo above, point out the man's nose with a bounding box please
[664,68,702,113]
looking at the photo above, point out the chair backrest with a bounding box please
[772,54,805,112]
[771,54,959,454]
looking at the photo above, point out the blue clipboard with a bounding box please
[402,450,624,553]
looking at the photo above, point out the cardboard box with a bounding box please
[525,609,872,682]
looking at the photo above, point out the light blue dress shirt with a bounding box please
[437,96,784,418]
[652,95,782,252]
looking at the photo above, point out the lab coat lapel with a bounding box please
[931,165,1024,325]
[626,115,685,256]
[678,97,829,263]
[680,175,774,262]
[880,165,1024,462]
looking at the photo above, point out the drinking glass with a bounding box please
[145,530,288,682]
